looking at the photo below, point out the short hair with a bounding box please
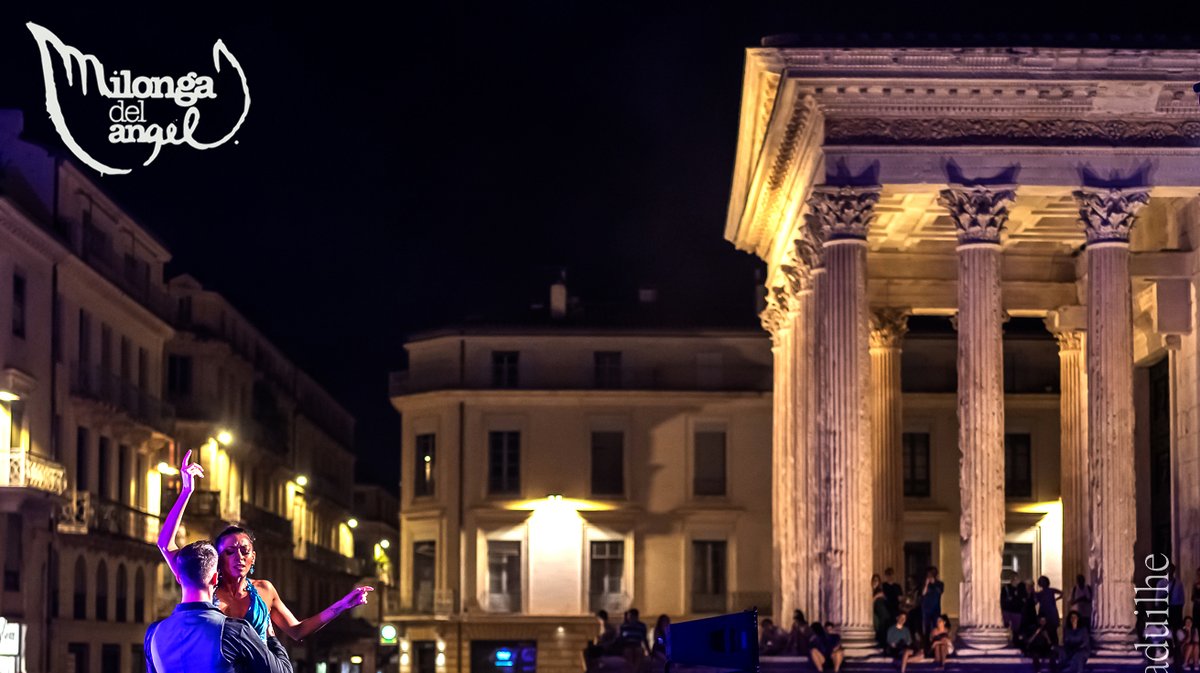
[596,610,609,621]
[176,541,217,589]
[214,525,256,552]
[761,618,774,628]
[629,608,639,618]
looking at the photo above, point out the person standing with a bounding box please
[1034,576,1063,646]
[1001,572,1029,644]
[881,568,903,622]
[145,541,292,673]
[1067,575,1093,630]
[920,568,944,637]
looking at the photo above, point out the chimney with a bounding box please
[550,275,568,319]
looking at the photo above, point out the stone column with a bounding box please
[870,308,908,577]
[762,288,793,625]
[939,184,1016,651]
[1074,186,1150,653]
[789,230,824,620]
[810,261,830,620]
[1045,313,1089,590]
[807,185,878,653]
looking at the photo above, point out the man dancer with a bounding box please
[145,541,293,673]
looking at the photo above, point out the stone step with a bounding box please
[757,655,1153,672]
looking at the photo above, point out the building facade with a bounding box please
[0,110,391,673]
[388,327,772,673]
[728,45,1200,662]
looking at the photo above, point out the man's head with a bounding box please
[176,541,218,590]
[761,618,774,631]
[596,610,609,624]
[884,567,894,581]
[629,608,639,620]
[896,613,907,628]
[927,566,939,580]
[1008,571,1020,584]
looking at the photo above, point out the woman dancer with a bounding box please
[158,450,372,641]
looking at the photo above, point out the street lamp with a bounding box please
[216,430,234,445]
[0,390,19,402]
[296,475,308,487]
[347,518,358,528]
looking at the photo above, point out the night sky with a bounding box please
[3,3,1198,493]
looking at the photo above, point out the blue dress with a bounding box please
[215,580,271,641]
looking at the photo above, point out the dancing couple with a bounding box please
[145,450,373,671]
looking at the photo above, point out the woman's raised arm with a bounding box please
[157,449,204,578]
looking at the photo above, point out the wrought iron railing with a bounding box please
[305,542,357,575]
[70,362,175,434]
[58,492,162,543]
[390,363,772,395]
[239,501,292,543]
[4,450,67,495]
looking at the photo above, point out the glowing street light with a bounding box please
[216,430,234,445]
[157,461,180,476]
[296,475,308,487]
[0,390,19,402]
[347,518,359,528]
[379,539,390,549]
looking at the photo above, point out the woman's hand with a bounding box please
[180,449,204,493]
[336,586,374,612]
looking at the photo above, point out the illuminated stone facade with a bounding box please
[729,46,1200,664]
[388,328,772,673]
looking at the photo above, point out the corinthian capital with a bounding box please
[937,184,1017,245]
[760,288,787,344]
[1073,186,1151,245]
[869,308,910,349]
[806,185,881,242]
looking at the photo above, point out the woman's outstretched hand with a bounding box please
[180,449,205,493]
[336,586,374,612]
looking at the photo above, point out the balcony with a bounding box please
[390,363,772,396]
[160,487,224,520]
[58,492,162,544]
[239,500,292,547]
[70,362,175,434]
[2,450,68,496]
[304,542,359,576]
[79,232,174,322]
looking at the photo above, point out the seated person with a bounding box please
[929,615,953,667]
[885,613,917,673]
[807,623,844,673]
[758,618,787,656]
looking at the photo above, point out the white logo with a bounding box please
[26,22,250,175]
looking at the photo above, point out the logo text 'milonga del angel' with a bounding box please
[26,22,250,176]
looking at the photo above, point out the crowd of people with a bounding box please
[582,608,670,672]
[525,560,1200,673]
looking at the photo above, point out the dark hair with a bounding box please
[629,608,639,618]
[761,618,774,628]
[214,525,256,551]
[884,567,894,576]
[596,610,608,621]
[793,609,807,625]
[927,567,938,576]
[1068,610,1081,625]
[655,614,670,632]
[811,622,827,638]
[176,541,217,589]
[1037,576,1050,588]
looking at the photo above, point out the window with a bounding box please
[486,540,522,612]
[138,348,148,391]
[691,540,727,613]
[99,437,112,500]
[902,432,931,497]
[68,643,89,673]
[100,324,112,374]
[488,431,520,495]
[96,561,108,620]
[590,431,624,496]
[134,567,145,622]
[177,296,192,325]
[12,273,26,338]
[79,309,91,365]
[491,351,519,388]
[589,541,624,611]
[9,401,24,450]
[76,427,90,492]
[412,541,436,613]
[53,294,63,362]
[414,433,436,497]
[115,565,127,622]
[73,557,87,619]
[118,445,130,506]
[167,355,193,395]
[1002,542,1035,585]
[101,643,119,673]
[4,514,20,591]
[693,429,726,496]
[120,337,131,384]
[1004,433,1032,498]
[903,541,933,586]
[594,351,622,389]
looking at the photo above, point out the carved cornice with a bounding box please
[766,47,1200,80]
[869,309,910,349]
[825,117,1200,147]
[938,185,1017,245]
[806,185,881,241]
[1073,186,1151,244]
